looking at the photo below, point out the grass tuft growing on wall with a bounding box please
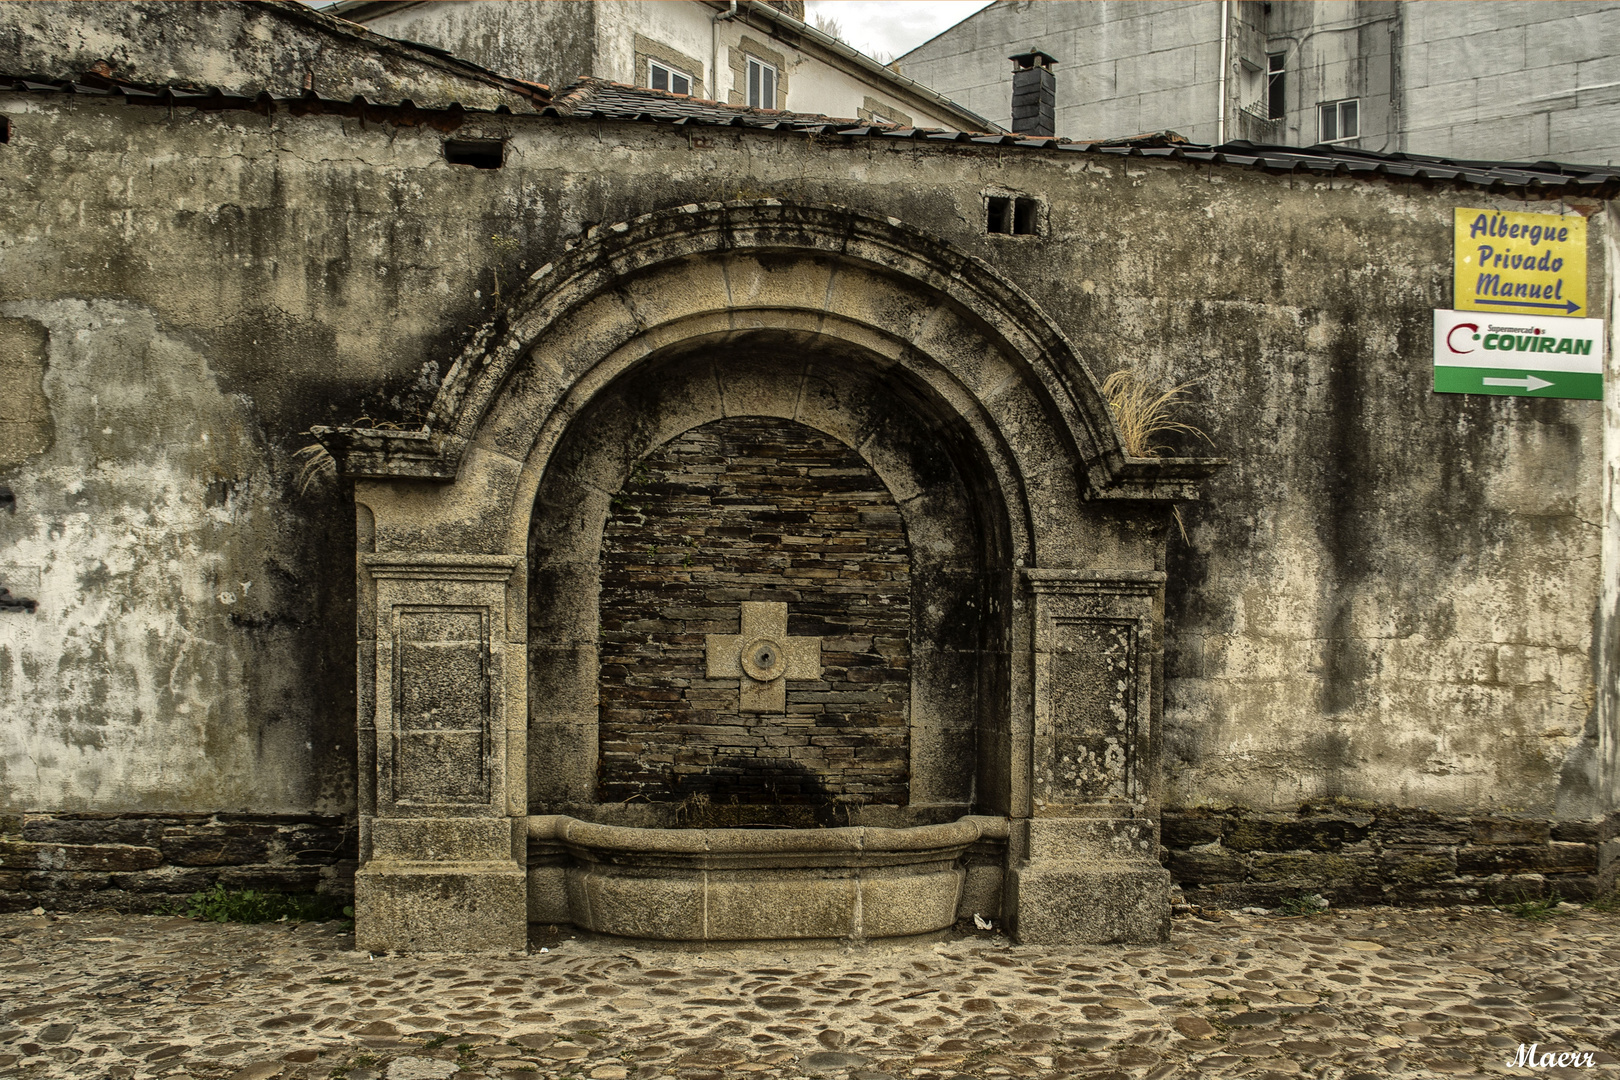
[1101,368,1211,458]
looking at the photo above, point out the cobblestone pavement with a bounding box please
[1,905,1616,1080]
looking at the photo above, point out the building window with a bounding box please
[444,139,505,169]
[649,59,692,96]
[1267,52,1286,120]
[987,196,1040,236]
[747,57,777,109]
[1318,98,1359,143]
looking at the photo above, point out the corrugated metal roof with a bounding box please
[6,71,1618,196]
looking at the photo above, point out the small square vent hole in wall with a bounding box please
[444,138,505,169]
[987,195,1040,235]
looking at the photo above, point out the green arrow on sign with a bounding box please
[1432,365,1600,399]
[1482,375,1553,391]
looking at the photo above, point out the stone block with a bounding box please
[705,875,859,940]
[1028,817,1156,860]
[1457,842,1595,875]
[1009,860,1169,944]
[856,868,965,940]
[527,859,570,924]
[1161,813,1223,848]
[1370,816,1471,845]
[1169,849,1248,885]
[1550,821,1599,843]
[1224,816,1367,853]
[565,866,706,940]
[355,862,526,952]
[958,861,1003,920]
[0,842,162,873]
[1248,852,1378,885]
[1378,848,1457,883]
[20,816,164,847]
[159,828,272,867]
[370,817,516,863]
[1471,818,1551,845]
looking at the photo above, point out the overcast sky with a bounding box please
[803,1,995,63]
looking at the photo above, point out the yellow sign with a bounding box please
[1454,207,1587,316]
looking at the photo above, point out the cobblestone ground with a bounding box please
[1,905,1616,1080]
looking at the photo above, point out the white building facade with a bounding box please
[333,0,995,131]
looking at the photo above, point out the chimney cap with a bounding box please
[1009,50,1058,71]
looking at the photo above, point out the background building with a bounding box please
[901,0,1620,163]
[329,0,997,131]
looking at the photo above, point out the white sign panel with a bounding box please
[1432,309,1603,400]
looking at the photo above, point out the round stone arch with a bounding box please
[337,201,1209,952]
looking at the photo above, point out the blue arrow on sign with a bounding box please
[1474,297,1582,314]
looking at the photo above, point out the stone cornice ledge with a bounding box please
[311,426,467,481]
[1023,568,1167,596]
[1086,456,1229,502]
[363,553,522,582]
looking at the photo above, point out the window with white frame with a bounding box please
[649,59,692,96]
[746,57,777,109]
[1267,52,1286,119]
[1318,98,1359,143]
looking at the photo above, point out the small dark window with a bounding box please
[1013,198,1039,235]
[988,196,1040,236]
[0,117,10,144]
[988,196,1012,234]
[1267,52,1286,120]
[444,138,505,169]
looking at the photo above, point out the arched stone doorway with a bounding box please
[324,201,1217,951]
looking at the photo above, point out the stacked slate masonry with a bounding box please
[0,1,1617,925]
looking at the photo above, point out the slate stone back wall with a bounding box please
[1163,804,1620,908]
[0,813,356,913]
[597,416,911,809]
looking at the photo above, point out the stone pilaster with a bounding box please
[355,553,527,952]
[1009,569,1170,944]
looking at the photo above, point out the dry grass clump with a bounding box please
[1101,368,1212,458]
[293,416,409,495]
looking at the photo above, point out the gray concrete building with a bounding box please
[901,0,1620,164]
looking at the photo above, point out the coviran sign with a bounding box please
[1433,309,1603,400]
[1453,207,1587,316]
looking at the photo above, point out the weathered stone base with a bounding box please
[354,862,526,953]
[0,812,355,913]
[1008,860,1172,944]
[1164,804,1620,908]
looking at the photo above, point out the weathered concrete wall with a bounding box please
[0,1,542,113]
[901,0,1227,141]
[1400,0,1620,164]
[904,0,1620,161]
[0,0,1613,908]
[358,0,597,92]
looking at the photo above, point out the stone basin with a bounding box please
[527,815,996,943]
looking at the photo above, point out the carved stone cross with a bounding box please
[705,601,821,712]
